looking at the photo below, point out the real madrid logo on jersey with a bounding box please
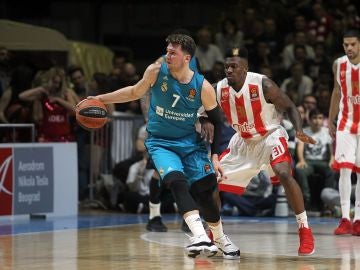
[161,81,168,92]
[186,88,196,101]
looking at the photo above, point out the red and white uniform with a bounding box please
[38,98,74,142]
[333,56,360,173]
[216,72,292,194]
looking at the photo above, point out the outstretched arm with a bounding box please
[93,62,161,104]
[262,77,316,144]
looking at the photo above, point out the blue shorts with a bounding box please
[145,133,214,185]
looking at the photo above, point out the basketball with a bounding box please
[75,99,108,130]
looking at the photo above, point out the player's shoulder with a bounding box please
[213,78,228,88]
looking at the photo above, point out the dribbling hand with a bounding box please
[212,154,227,182]
[296,131,316,144]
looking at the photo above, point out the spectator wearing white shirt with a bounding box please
[295,109,336,209]
[195,27,224,74]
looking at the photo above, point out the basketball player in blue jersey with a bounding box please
[144,50,204,233]
[89,34,240,259]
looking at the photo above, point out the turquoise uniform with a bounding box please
[145,62,214,184]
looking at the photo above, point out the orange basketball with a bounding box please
[75,99,108,130]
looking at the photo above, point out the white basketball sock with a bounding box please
[149,202,161,220]
[339,169,352,220]
[184,213,208,239]
[296,211,309,228]
[208,219,224,240]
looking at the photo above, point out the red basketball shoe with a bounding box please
[352,220,360,236]
[298,225,315,256]
[334,218,353,235]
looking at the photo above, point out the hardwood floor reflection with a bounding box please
[1,216,360,269]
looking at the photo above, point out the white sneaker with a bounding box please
[214,234,240,260]
[185,234,218,258]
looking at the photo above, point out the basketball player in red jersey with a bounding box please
[329,29,360,236]
[211,47,315,256]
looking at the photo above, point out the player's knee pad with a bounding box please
[190,174,220,223]
[164,171,198,215]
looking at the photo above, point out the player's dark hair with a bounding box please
[309,108,323,119]
[343,29,360,39]
[225,47,248,60]
[166,34,196,57]
[67,65,84,77]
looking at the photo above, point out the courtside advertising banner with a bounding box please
[0,148,13,215]
[0,147,54,215]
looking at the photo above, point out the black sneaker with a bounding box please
[146,216,168,232]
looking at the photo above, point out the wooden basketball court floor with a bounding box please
[1,213,359,270]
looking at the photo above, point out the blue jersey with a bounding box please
[189,57,198,72]
[147,63,204,138]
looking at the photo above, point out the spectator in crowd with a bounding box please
[204,61,225,84]
[262,17,283,56]
[315,86,331,127]
[307,3,332,43]
[325,17,345,58]
[108,54,128,94]
[292,44,313,75]
[282,31,315,71]
[67,65,89,101]
[195,27,224,74]
[307,42,332,82]
[295,109,336,209]
[280,63,313,105]
[0,46,11,97]
[215,17,244,57]
[19,67,77,142]
[0,65,34,142]
[302,94,318,125]
[343,4,360,29]
[284,15,308,46]
[250,41,278,73]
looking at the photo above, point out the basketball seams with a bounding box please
[75,99,108,129]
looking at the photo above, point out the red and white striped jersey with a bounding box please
[336,55,360,134]
[216,72,281,140]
